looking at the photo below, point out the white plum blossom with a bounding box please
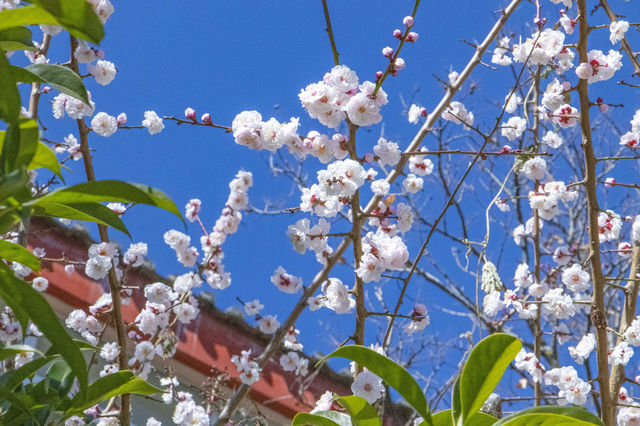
[575,50,622,83]
[408,148,434,176]
[610,21,630,44]
[552,104,578,129]
[32,277,48,292]
[609,342,634,366]
[371,179,390,196]
[562,263,590,293]
[402,173,423,194]
[270,266,303,294]
[88,60,117,86]
[91,112,117,137]
[504,93,522,114]
[142,111,164,135]
[323,278,355,314]
[244,299,264,316]
[542,288,576,320]
[374,137,401,166]
[501,116,527,141]
[491,36,512,66]
[542,130,563,148]
[512,29,565,65]
[258,315,280,334]
[569,334,595,364]
[442,101,474,127]
[351,370,384,404]
[408,104,426,124]
[521,157,547,180]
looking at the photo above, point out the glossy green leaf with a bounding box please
[494,406,603,426]
[29,142,62,178]
[0,264,87,399]
[336,395,381,426]
[46,360,74,397]
[0,264,30,333]
[292,411,352,426]
[0,344,43,361]
[0,27,35,51]
[0,239,41,271]
[459,334,521,425]
[321,345,432,425]
[31,201,130,237]
[22,63,90,105]
[26,0,104,44]
[0,356,56,391]
[0,6,58,32]
[0,47,20,124]
[29,180,184,223]
[66,371,161,416]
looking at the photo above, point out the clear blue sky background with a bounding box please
[23,0,640,410]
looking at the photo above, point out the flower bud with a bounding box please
[95,49,105,59]
[382,46,394,58]
[185,107,196,121]
[201,113,212,124]
[116,112,127,125]
[393,57,406,71]
[406,31,419,42]
[393,29,402,39]
[363,153,374,163]
[403,16,414,27]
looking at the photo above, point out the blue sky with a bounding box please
[22,0,640,409]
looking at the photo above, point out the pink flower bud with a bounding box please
[116,112,127,125]
[41,86,51,94]
[382,46,394,58]
[406,32,419,42]
[599,103,609,113]
[635,376,640,385]
[375,71,383,81]
[561,81,572,91]
[500,145,513,154]
[363,153,375,163]
[604,177,616,187]
[393,29,402,39]
[95,49,105,59]
[403,16,414,27]
[201,113,212,124]
[185,107,196,121]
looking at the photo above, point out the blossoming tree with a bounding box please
[0,0,640,425]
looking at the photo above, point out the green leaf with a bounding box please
[0,47,20,124]
[336,395,381,426]
[494,406,603,426]
[0,344,43,361]
[433,410,454,426]
[66,371,161,416]
[0,356,57,391]
[321,345,432,425]
[0,27,35,51]
[0,168,29,202]
[0,264,88,399]
[29,180,184,223]
[434,410,497,426]
[0,239,41,271]
[46,360,74,397]
[0,6,58,32]
[29,142,62,178]
[26,0,104,44]
[0,119,41,174]
[459,334,521,425]
[31,201,130,237]
[0,383,37,422]
[292,411,352,426]
[23,63,90,105]
[452,379,461,425]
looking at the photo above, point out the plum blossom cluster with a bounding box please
[299,65,392,128]
[300,159,366,217]
[356,231,409,283]
[231,349,261,385]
